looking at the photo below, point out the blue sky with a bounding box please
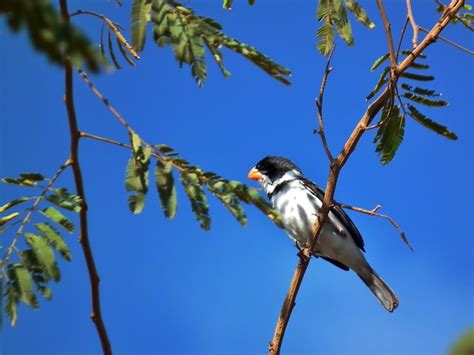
[1,1,473,354]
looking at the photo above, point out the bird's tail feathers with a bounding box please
[357,266,399,313]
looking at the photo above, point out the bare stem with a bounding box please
[268,1,465,353]
[339,203,413,252]
[78,69,135,135]
[314,46,335,162]
[406,0,419,48]
[59,1,112,354]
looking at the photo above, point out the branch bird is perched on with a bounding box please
[248,156,399,312]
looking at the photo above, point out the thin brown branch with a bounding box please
[70,9,140,60]
[419,25,474,55]
[78,69,135,135]
[1,160,72,268]
[59,1,112,354]
[269,1,465,354]
[396,17,410,62]
[377,0,398,83]
[339,203,413,252]
[314,46,335,163]
[406,0,419,48]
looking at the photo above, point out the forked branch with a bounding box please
[269,1,465,354]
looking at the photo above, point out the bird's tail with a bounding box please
[356,266,399,312]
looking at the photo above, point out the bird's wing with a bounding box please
[300,177,366,252]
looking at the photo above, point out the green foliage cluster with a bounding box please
[316,0,375,55]
[125,133,283,229]
[130,0,291,86]
[368,50,457,165]
[449,327,474,355]
[0,0,103,72]
[0,173,80,326]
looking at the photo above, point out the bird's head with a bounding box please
[248,156,302,196]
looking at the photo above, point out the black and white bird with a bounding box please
[248,156,399,312]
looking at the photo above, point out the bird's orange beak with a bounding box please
[247,167,263,181]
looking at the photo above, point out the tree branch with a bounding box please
[314,45,335,163]
[59,1,112,354]
[339,203,413,252]
[268,1,465,353]
[406,0,419,48]
[377,0,398,82]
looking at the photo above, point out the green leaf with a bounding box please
[125,134,151,214]
[25,233,61,282]
[223,0,233,9]
[316,22,335,56]
[45,188,82,213]
[370,53,389,71]
[19,173,44,181]
[0,197,30,214]
[207,180,247,226]
[107,27,121,69]
[0,212,21,227]
[366,66,389,100]
[229,181,283,228]
[345,0,375,29]
[400,83,441,97]
[333,0,354,47]
[2,177,37,187]
[7,264,38,308]
[409,62,430,70]
[155,160,177,219]
[35,223,72,261]
[374,104,405,165]
[400,72,434,81]
[402,92,448,107]
[180,172,210,230]
[131,0,152,51]
[40,207,74,233]
[4,281,18,326]
[406,104,457,140]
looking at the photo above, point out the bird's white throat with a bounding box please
[261,169,302,197]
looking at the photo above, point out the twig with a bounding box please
[268,1,465,354]
[78,70,135,135]
[0,160,72,268]
[314,46,335,163]
[339,203,413,252]
[377,0,398,83]
[70,9,140,60]
[406,0,419,48]
[419,26,474,55]
[396,17,410,62]
[59,1,112,354]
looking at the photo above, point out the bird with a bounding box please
[248,156,399,312]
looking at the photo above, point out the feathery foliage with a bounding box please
[124,133,283,231]
[374,103,405,165]
[129,0,291,86]
[0,0,103,72]
[368,50,457,163]
[316,0,375,55]
[1,172,79,326]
